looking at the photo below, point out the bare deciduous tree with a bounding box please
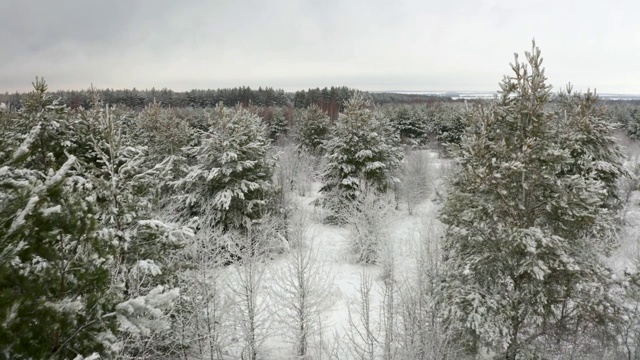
[344,189,395,264]
[228,220,277,360]
[172,228,233,360]
[396,219,458,360]
[345,270,378,360]
[399,150,432,215]
[270,207,334,358]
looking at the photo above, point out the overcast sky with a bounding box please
[1,0,639,94]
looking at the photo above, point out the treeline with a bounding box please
[0,86,290,110]
[0,84,451,115]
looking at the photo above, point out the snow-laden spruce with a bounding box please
[439,42,626,359]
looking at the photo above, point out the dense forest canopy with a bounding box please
[0,85,449,112]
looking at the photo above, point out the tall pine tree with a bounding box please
[440,42,624,359]
[0,79,112,359]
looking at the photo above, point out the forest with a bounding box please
[4,43,640,360]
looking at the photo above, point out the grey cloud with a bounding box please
[1,0,639,94]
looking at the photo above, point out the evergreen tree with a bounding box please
[269,106,289,142]
[0,80,185,359]
[79,102,190,356]
[440,42,623,359]
[320,93,403,216]
[555,85,627,214]
[427,103,465,148]
[172,103,275,234]
[295,104,330,155]
[390,105,426,141]
[0,80,112,359]
[136,100,191,158]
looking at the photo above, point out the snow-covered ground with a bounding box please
[612,193,640,273]
[248,152,452,358]
[222,148,640,358]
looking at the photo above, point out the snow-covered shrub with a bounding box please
[343,189,394,264]
[273,145,315,197]
[399,150,432,215]
[228,222,278,360]
[396,220,460,360]
[172,227,234,360]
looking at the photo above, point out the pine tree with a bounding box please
[555,85,627,214]
[296,104,330,155]
[440,42,623,359]
[269,106,289,142]
[320,93,403,219]
[1,80,187,359]
[79,102,191,356]
[390,105,426,142]
[172,103,275,234]
[0,79,112,359]
[136,100,191,158]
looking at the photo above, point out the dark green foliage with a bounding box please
[1,80,187,359]
[135,101,192,157]
[556,86,627,216]
[389,105,426,141]
[387,103,465,148]
[1,86,290,110]
[440,42,624,359]
[0,80,113,359]
[320,93,403,220]
[608,103,640,139]
[268,106,289,141]
[425,103,465,148]
[173,103,275,233]
[296,104,330,155]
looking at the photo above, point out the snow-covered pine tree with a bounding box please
[269,106,289,142]
[296,104,330,156]
[440,42,623,359]
[79,101,191,357]
[12,78,73,171]
[426,103,465,149]
[390,105,426,142]
[320,93,403,219]
[172,103,275,235]
[136,100,191,158]
[555,85,627,216]
[0,79,112,359]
